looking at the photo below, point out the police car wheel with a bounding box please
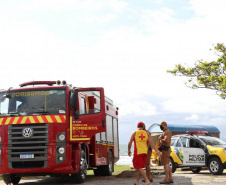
[208,157,224,175]
[169,158,176,173]
[190,167,201,174]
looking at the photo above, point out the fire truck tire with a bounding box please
[93,151,114,176]
[72,149,87,183]
[2,174,21,185]
[102,150,114,176]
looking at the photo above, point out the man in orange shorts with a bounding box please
[159,121,173,184]
[128,121,159,185]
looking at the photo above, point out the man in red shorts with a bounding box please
[128,121,156,185]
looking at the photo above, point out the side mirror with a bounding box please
[1,93,11,103]
[70,90,79,119]
[201,144,205,149]
[70,90,78,110]
[1,96,6,103]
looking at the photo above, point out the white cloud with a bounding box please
[17,0,102,11]
[141,7,175,24]
[162,88,226,116]
[185,114,199,121]
[189,0,226,17]
[85,14,118,23]
[119,100,157,117]
[11,0,128,12]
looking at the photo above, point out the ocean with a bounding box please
[115,144,133,166]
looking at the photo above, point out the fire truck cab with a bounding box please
[0,81,119,184]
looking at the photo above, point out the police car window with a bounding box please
[176,139,182,147]
[181,137,188,147]
[189,139,201,148]
[199,136,226,146]
[170,138,176,146]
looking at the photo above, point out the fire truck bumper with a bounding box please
[0,144,73,175]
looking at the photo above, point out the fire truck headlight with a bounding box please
[58,147,65,154]
[59,156,64,161]
[58,133,65,141]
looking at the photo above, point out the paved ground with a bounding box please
[1,170,226,185]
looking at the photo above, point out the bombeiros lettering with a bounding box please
[11,91,50,97]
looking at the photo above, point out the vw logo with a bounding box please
[22,128,33,138]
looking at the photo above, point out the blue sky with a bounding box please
[1,0,226,144]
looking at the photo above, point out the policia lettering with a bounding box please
[11,91,50,97]
[189,155,204,162]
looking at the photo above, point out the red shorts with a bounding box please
[133,154,147,169]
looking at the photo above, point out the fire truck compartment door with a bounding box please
[69,88,106,142]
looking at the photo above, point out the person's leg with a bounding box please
[146,164,151,179]
[164,163,170,181]
[168,162,173,182]
[138,168,150,185]
[135,170,141,185]
[146,150,152,180]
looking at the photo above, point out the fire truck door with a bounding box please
[69,88,106,142]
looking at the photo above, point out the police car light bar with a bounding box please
[186,131,208,134]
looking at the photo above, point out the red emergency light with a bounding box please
[19,81,57,87]
[186,131,208,134]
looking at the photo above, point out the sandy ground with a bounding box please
[1,169,226,185]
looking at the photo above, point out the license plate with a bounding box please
[20,154,34,159]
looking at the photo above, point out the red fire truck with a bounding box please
[0,81,119,184]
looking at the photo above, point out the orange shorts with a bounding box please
[133,154,147,169]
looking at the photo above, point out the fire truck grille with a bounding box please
[8,124,49,169]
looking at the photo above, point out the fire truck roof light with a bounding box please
[19,81,57,87]
[56,80,61,85]
[62,80,67,85]
[186,131,208,134]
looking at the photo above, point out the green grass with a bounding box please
[87,165,134,175]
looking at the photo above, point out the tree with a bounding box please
[167,43,226,99]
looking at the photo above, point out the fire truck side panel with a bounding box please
[92,105,119,166]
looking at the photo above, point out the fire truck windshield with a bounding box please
[0,89,66,116]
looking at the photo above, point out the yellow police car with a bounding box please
[170,131,226,175]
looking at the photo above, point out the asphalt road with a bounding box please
[1,170,226,185]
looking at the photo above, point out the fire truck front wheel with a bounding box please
[2,174,21,185]
[72,149,87,183]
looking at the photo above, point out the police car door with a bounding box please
[183,138,205,166]
[173,137,184,165]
